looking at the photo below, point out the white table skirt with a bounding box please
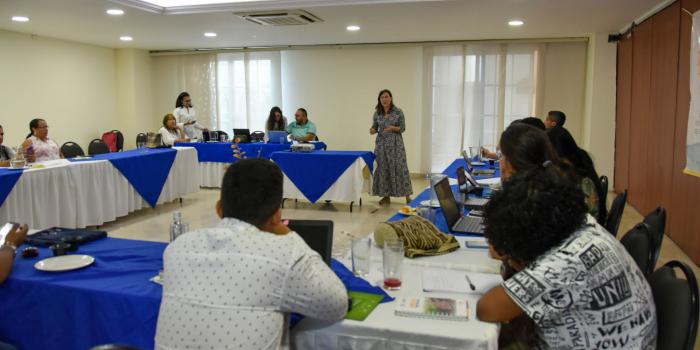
[0,147,199,229]
[293,236,501,350]
[199,162,228,188]
[282,158,372,204]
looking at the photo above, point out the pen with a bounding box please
[465,274,476,291]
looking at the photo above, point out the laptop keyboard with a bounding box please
[454,216,485,234]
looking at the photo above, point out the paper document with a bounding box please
[422,269,502,294]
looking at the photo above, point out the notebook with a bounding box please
[395,297,469,321]
[421,269,503,294]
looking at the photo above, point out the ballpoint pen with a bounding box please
[465,274,476,291]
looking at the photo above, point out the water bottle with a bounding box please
[169,211,188,242]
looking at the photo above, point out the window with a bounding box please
[216,52,282,134]
[428,44,542,172]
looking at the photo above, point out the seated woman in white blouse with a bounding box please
[21,118,60,162]
[159,114,190,146]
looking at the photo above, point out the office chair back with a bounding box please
[60,142,85,158]
[111,130,124,151]
[648,260,699,350]
[605,190,627,237]
[88,139,110,156]
[135,133,148,145]
[620,223,656,276]
[644,207,667,270]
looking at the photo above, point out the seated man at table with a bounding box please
[476,162,656,349]
[286,108,317,142]
[155,158,347,349]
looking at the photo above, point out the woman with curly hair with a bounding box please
[476,161,657,349]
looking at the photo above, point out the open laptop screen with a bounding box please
[286,220,333,266]
[433,177,461,229]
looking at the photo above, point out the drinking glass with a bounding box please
[382,239,404,290]
[351,237,371,277]
[209,131,218,141]
[428,173,445,208]
[220,134,228,142]
[416,203,435,223]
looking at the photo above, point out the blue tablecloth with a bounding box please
[175,142,328,163]
[69,148,178,208]
[388,158,499,237]
[270,150,375,203]
[0,237,391,350]
[0,168,23,207]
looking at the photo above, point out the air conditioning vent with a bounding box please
[235,10,323,26]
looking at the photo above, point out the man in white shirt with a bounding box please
[155,158,348,350]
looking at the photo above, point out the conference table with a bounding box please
[270,150,375,212]
[0,237,392,350]
[293,158,503,350]
[0,147,199,230]
[175,141,327,187]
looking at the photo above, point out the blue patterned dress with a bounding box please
[371,106,413,197]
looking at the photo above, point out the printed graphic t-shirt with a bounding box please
[503,215,657,350]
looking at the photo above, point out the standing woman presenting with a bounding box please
[370,89,413,205]
[174,92,208,139]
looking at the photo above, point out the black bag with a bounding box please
[26,227,107,247]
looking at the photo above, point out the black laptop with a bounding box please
[434,177,485,234]
[462,150,496,176]
[456,166,489,210]
[286,220,333,266]
[233,128,252,143]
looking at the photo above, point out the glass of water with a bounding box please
[351,237,371,277]
[382,239,404,290]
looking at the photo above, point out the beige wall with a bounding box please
[0,30,118,151]
[116,48,155,149]
[542,42,588,143]
[582,32,618,184]
[280,46,425,173]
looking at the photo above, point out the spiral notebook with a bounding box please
[394,297,469,321]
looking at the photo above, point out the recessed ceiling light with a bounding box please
[106,9,125,16]
[508,20,524,27]
[346,25,360,32]
[204,32,217,37]
[11,16,29,22]
[120,36,133,42]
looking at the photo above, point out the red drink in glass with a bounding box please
[383,277,402,290]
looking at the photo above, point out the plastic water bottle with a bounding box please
[169,211,188,242]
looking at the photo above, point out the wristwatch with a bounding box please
[2,242,17,256]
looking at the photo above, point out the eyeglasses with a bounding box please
[36,126,49,129]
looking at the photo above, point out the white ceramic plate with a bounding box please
[35,254,95,272]
[419,200,441,208]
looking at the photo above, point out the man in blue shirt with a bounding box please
[287,108,317,142]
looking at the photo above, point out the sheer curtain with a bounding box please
[216,51,282,134]
[427,43,543,172]
[170,54,218,129]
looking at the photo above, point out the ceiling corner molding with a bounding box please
[109,0,449,15]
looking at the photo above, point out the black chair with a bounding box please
[644,207,667,269]
[604,190,627,237]
[60,142,85,158]
[136,133,147,146]
[648,260,699,350]
[88,139,110,156]
[251,130,265,142]
[620,223,657,276]
[599,175,608,212]
[110,130,124,151]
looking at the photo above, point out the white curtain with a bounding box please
[427,43,543,172]
[171,54,218,129]
[216,51,282,134]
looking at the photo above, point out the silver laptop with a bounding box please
[462,150,496,176]
[434,177,485,234]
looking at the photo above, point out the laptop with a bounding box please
[456,166,489,210]
[268,130,290,144]
[434,177,485,234]
[462,150,496,176]
[286,219,333,266]
[233,128,251,143]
